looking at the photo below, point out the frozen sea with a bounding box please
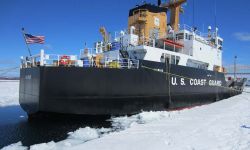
[1,80,250,150]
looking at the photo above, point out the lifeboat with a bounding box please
[161,39,184,49]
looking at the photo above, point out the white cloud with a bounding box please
[233,32,250,41]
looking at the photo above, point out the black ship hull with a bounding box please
[19,61,240,116]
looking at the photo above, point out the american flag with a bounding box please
[24,33,45,44]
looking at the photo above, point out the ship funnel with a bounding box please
[158,0,161,6]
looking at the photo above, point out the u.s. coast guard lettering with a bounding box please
[171,77,222,86]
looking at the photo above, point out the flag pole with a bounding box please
[21,28,32,56]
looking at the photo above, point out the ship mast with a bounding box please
[159,0,186,31]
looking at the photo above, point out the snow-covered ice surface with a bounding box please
[69,89,250,150]
[1,82,250,150]
[0,80,19,107]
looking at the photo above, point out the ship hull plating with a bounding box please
[19,61,239,115]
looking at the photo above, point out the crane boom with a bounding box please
[99,26,109,43]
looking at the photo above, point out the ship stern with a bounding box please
[19,67,40,115]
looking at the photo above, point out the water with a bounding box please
[0,106,111,149]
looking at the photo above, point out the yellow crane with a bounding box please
[159,0,187,31]
[99,26,109,43]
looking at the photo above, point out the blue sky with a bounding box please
[0,0,250,72]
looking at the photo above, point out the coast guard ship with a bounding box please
[19,0,246,117]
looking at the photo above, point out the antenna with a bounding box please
[214,0,217,28]
[192,0,195,27]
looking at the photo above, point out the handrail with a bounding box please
[82,57,139,69]
[21,50,139,69]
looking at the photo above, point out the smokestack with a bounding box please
[158,0,161,6]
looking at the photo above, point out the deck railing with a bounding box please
[82,57,139,69]
[21,50,139,69]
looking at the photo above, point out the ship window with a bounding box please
[185,33,188,40]
[161,54,170,63]
[218,39,223,46]
[189,35,193,40]
[171,55,180,65]
[176,56,180,65]
[176,33,184,40]
[187,59,209,70]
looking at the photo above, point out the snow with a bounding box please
[68,90,250,150]
[1,80,250,150]
[0,80,19,107]
[68,127,100,142]
[1,142,26,150]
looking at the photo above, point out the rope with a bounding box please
[141,65,250,94]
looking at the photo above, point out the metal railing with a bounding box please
[179,24,216,38]
[21,50,139,69]
[82,57,139,69]
[80,48,96,59]
[138,34,184,52]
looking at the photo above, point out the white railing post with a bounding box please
[20,56,24,68]
[57,55,60,66]
[40,49,45,66]
[91,57,94,67]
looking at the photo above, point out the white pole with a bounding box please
[32,57,35,67]
[21,28,32,56]
[20,56,24,68]
[40,49,45,66]
[57,55,60,66]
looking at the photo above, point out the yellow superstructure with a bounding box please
[128,4,168,44]
[127,1,186,44]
